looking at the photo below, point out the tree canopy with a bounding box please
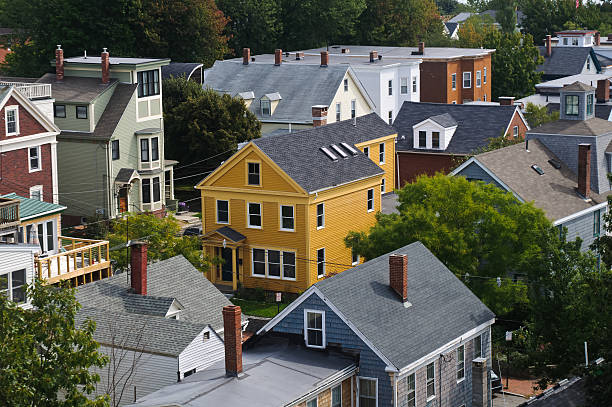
[0,280,108,406]
[523,102,560,128]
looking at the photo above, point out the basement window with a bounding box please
[531,165,544,175]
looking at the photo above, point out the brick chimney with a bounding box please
[369,50,378,63]
[597,79,610,103]
[101,48,110,84]
[130,241,148,295]
[595,32,601,46]
[274,49,282,66]
[578,143,591,199]
[312,105,328,127]
[389,254,409,304]
[55,45,64,81]
[546,35,552,57]
[320,51,329,67]
[472,358,489,407]
[499,96,515,106]
[418,42,425,54]
[223,305,243,377]
[295,52,304,60]
[242,48,250,65]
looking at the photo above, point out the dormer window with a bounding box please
[565,95,579,116]
[261,99,271,116]
[563,38,568,45]
[572,38,578,46]
[432,132,440,149]
[419,131,426,148]
[587,94,594,115]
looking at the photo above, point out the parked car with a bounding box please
[183,225,202,236]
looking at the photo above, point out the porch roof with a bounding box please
[0,193,66,221]
[207,226,246,243]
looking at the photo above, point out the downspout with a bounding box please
[438,354,443,407]
[106,142,113,218]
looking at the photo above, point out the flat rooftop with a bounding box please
[129,336,356,407]
[306,44,495,60]
[535,73,612,91]
[64,56,170,66]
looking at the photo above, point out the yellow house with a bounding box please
[196,113,397,293]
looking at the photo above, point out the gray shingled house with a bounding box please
[538,31,602,81]
[130,242,495,407]
[453,82,610,251]
[76,243,236,405]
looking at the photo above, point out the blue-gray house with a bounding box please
[453,82,610,251]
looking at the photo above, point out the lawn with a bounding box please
[230,298,289,318]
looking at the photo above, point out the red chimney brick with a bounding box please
[499,96,515,106]
[320,51,329,67]
[595,32,601,46]
[223,305,243,377]
[597,79,609,103]
[418,42,425,54]
[243,48,250,65]
[578,143,591,199]
[312,105,328,127]
[55,45,64,81]
[274,49,282,66]
[130,242,148,295]
[389,254,408,303]
[101,48,110,84]
[546,35,552,57]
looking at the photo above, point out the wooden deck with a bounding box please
[0,197,20,233]
[35,236,112,286]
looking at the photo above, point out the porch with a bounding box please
[0,197,20,236]
[35,236,112,286]
[203,226,246,292]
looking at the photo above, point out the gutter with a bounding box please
[553,201,608,226]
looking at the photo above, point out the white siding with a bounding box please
[178,326,225,378]
[0,247,37,309]
[92,345,177,406]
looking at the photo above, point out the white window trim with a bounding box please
[484,67,487,84]
[28,145,41,173]
[250,248,296,280]
[317,247,325,278]
[5,105,19,136]
[0,269,27,303]
[400,77,408,94]
[426,362,436,401]
[474,333,483,359]
[344,78,349,92]
[304,309,326,349]
[29,185,43,201]
[140,176,163,211]
[412,76,417,93]
[316,203,325,230]
[331,384,342,407]
[379,142,385,164]
[247,202,263,229]
[352,250,360,266]
[388,80,393,96]
[351,99,356,118]
[367,188,374,212]
[251,247,267,278]
[456,344,465,383]
[279,204,295,232]
[247,161,261,186]
[463,72,472,89]
[282,250,297,281]
[358,376,378,407]
[476,70,481,88]
[336,102,341,122]
[381,178,386,194]
[451,73,457,90]
[138,135,161,171]
[216,199,230,224]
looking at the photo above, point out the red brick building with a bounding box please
[0,84,60,203]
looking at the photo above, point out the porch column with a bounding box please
[169,166,175,200]
[231,247,238,291]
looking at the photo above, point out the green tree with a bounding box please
[0,280,108,406]
[523,102,560,128]
[107,213,211,273]
[496,1,518,33]
[457,14,497,47]
[359,0,444,46]
[164,77,260,171]
[345,174,552,315]
[218,0,282,56]
[435,0,472,14]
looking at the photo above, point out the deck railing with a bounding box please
[0,81,52,99]
[35,236,111,285]
[0,197,20,232]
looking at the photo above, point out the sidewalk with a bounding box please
[504,377,552,398]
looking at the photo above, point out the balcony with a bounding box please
[35,236,112,285]
[0,197,20,233]
[0,81,52,99]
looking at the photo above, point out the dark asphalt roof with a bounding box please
[115,168,139,184]
[430,113,458,127]
[76,255,234,331]
[595,51,612,67]
[315,241,495,369]
[530,117,612,136]
[520,377,585,406]
[161,62,203,80]
[252,113,392,193]
[563,81,595,92]
[537,47,593,78]
[394,102,518,154]
[37,73,118,103]
[204,61,356,123]
[216,226,246,242]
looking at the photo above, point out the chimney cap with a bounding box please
[57,44,62,50]
[103,47,108,53]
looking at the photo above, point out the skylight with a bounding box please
[340,142,359,155]
[320,147,338,161]
[531,165,544,175]
[331,144,349,159]
[548,159,561,169]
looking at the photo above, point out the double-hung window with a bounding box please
[463,72,472,88]
[457,345,465,381]
[247,202,262,228]
[426,362,435,400]
[336,102,341,122]
[282,251,296,279]
[363,146,369,158]
[474,334,483,359]
[344,78,349,91]
[141,176,161,205]
[484,67,487,84]
[412,76,417,93]
[388,111,393,125]
[401,77,408,94]
[565,95,579,116]
[594,209,601,237]
[216,200,229,224]
[351,100,356,119]
[359,378,378,407]
[305,310,325,348]
[513,126,519,138]
[140,136,160,167]
[451,73,457,90]
[379,142,385,164]
[76,105,88,119]
[419,131,426,148]
[399,373,415,407]
[252,248,266,276]
[250,249,296,279]
[268,250,281,278]
[367,189,374,212]
[476,70,482,87]
[261,100,271,116]
[54,104,66,118]
[331,385,341,407]
[587,94,594,115]
[5,106,18,136]
[280,205,294,231]
[0,269,26,303]
[111,140,120,160]
[307,399,317,407]
[381,178,386,194]
[316,203,325,229]
[248,162,260,185]
[30,185,43,202]
[29,146,41,172]
[137,69,160,97]
[388,79,393,96]
[432,132,440,149]
[141,138,149,162]
[317,248,325,277]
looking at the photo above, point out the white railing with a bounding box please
[0,81,52,99]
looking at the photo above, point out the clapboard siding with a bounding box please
[0,247,37,308]
[454,161,505,189]
[178,326,225,377]
[560,207,605,251]
[92,346,177,406]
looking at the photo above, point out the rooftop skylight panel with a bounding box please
[341,142,359,155]
[531,165,544,175]
[320,147,338,161]
[548,159,562,169]
[331,144,349,159]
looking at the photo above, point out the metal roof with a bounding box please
[0,193,66,221]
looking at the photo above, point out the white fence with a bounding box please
[0,81,52,99]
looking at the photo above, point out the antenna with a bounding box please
[84,50,87,58]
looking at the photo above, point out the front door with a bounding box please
[118,186,128,213]
[221,247,233,282]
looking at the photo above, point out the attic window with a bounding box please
[531,165,544,175]
[203,331,210,341]
[320,147,338,161]
[548,159,562,169]
[261,100,271,116]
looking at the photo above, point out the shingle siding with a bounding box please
[559,207,605,250]
[455,162,505,189]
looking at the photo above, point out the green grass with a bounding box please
[230,298,289,318]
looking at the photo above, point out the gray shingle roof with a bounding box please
[161,62,203,80]
[37,73,118,103]
[77,307,206,357]
[315,241,495,369]
[546,102,612,121]
[530,117,612,136]
[537,47,593,78]
[76,255,233,331]
[115,168,139,184]
[251,113,392,193]
[429,113,458,128]
[394,102,517,154]
[204,61,355,123]
[563,81,595,92]
[520,377,585,406]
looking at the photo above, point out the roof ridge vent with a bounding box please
[331,144,349,159]
[320,147,338,161]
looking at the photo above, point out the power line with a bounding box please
[174,149,234,171]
